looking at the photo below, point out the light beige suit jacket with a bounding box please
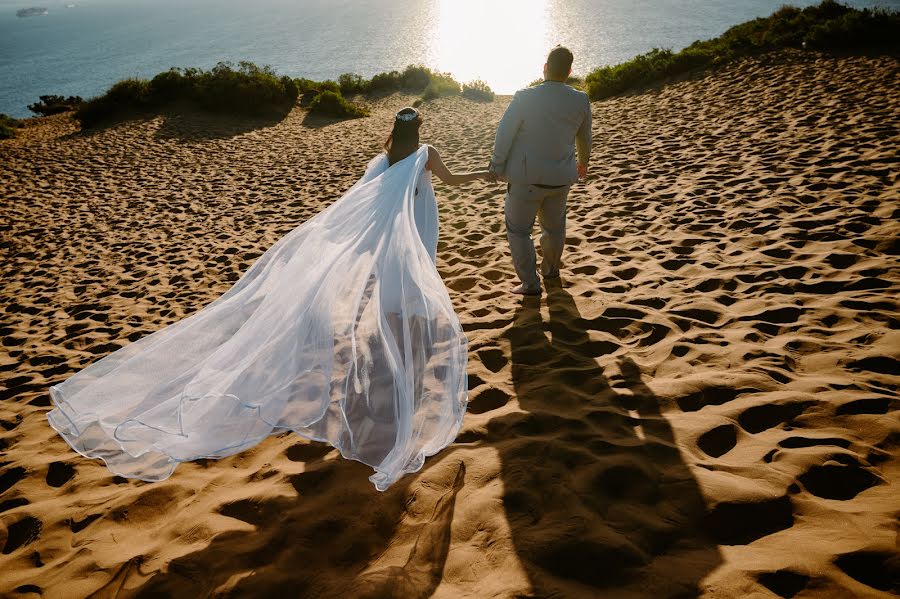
[490,81,592,186]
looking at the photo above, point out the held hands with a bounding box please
[483,170,500,183]
[482,158,505,184]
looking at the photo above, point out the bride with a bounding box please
[47,107,491,491]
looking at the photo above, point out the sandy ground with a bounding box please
[1,50,898,598]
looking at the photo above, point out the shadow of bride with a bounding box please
[491,280,722,597]
[125,280,720,598]
[128,448,465,599]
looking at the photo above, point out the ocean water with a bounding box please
[1,0,898,117]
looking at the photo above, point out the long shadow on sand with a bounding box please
[61,107,288,142]
[493,280,722,597]
[300,111,367,130]
[153,108,287,141]
[127,281,720,599]
[128,453,465,599]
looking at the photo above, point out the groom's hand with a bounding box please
[577,162,588,180]
[487,159,505,184]
[485,163,501,183]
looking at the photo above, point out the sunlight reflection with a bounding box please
[432,0,550,94]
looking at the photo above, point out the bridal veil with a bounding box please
[47,145,468,491]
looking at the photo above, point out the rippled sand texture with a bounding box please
[1,51,898,598]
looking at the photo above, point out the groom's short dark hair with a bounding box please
[546,46,574,79]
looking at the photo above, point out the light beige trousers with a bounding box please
[504,183,570,292]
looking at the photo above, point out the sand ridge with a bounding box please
[1,51,898,597]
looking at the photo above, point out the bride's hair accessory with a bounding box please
[395,108,419,122]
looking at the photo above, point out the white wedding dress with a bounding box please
[47,144,468,491]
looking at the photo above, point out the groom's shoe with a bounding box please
[512,284,541,296]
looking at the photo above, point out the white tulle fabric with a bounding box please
[47,145,468,491]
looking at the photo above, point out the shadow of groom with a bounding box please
[126,281,721,599]
[491,280,722,597]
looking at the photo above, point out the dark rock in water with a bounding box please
[16,7,48,17]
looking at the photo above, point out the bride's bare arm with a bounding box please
[427,145,490,185]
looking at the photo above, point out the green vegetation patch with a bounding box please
[75,61,299,127]
[528,76,586,90]
[422,74,462,101]
[319,65,492,103]
[585,1,900,100]
[308,90,369,118]
[28,95,84,116]
[462,80,496,102]
[0,114,20,139]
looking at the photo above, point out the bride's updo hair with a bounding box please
[385,107,422,165]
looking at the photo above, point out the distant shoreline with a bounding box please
[3,1,898,120]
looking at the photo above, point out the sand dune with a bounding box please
[1,50,898,597]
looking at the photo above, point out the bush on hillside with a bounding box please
[400,65,433,90]
[528,76,586,89]
[75,62,299,127]
[294,77,320,95]
[318,80,341,94]
[0,114,19,139]
[106,78,152,104]
[297,65,465,104]
[308,90,369,119]
[368,70,403,93]
[338,73,369,95]
[149,68,196,102]
[462,80,495,102]
[75,78,151,126]
[422,74,461,101]
[28,95,84,116]
[585,48,710,99]
[805,7,900,49]
[193,62,298,114]
[349,65,444,95]
[585,0,900,100]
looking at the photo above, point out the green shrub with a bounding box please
[149,68,194,102]
[317,80,341,94]
[422,74,461,101]
[338,73,369,95]
[294,77,321,94]
[529,76,586,89]
[585,0,900,100]
[74,99,119,127]
[294,65,466,103]
[193,61,295,116]
[294,77,338,106]
[0,113,19,139]
[805,8,900,49]
[401,65,433,91]
[308,90,369,119]
[75,78,151,127]
[586,48,700,99]
[106,78,151,104]
[369,70,403,93]
[462,80,495,102]
[281,75,300,105]
[27,95,83,116]
[75,61,299,127]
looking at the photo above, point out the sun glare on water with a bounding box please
[431,0,551,94]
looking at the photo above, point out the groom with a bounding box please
[488,46,592,296]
